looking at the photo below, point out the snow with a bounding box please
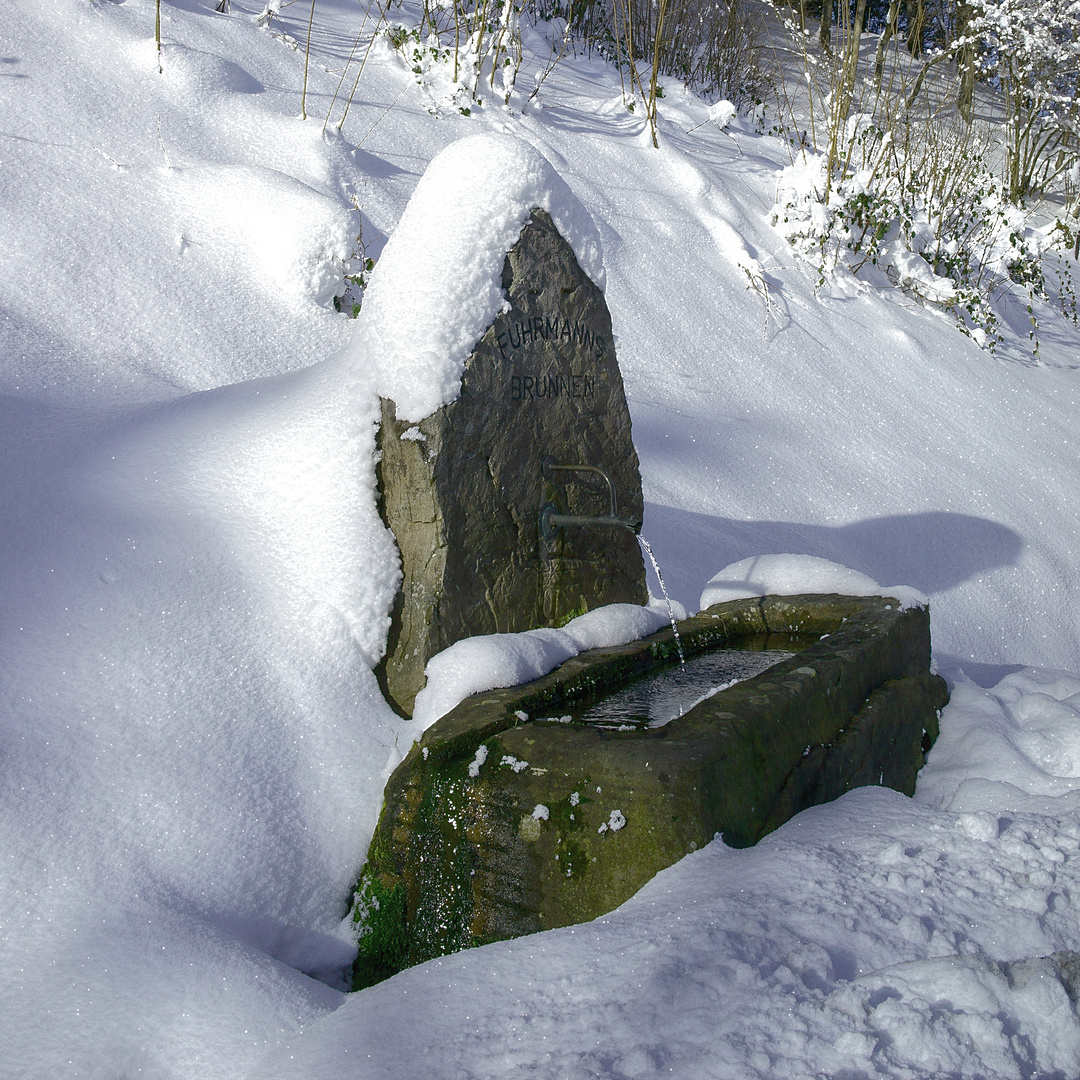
[412,603,670,728]
[707,99,737,128]
[2,0,1079,1076]
[0,354,409,1074]
[467,743,489,777]
[916,667,1080,814]
[698,553,928,610]
[346,132,605,422]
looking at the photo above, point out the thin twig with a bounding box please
[336,2,387,132]
[355,83,409,147]
[301,0,317,120]
[157,116,172,169]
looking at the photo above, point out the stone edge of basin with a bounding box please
[405,592,935,767]
[349,593,949,987]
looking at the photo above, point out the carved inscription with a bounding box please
[497,310,605,404]
[495,313,607,361]
[510,373,594,402]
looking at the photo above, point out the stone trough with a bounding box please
[349,591,948,988]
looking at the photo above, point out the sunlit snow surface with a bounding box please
[1,0,1079,1077]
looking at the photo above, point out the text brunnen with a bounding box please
[497,312,605,403]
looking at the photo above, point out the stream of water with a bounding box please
[637,534,685,664]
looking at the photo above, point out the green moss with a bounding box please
[548,779,594,879]
[547,781,592,832]
[349,869,409,990]
[554,837,589,879]
[556,602,589,627]
[408,772,477,964]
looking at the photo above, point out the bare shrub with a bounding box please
[570,0,771,108]
[766,0,1077,355]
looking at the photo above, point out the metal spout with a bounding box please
[540,503,642,542]
[540,457,642,542]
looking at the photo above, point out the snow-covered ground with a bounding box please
[1,1,1078,1076]
[261,676,1080,1078]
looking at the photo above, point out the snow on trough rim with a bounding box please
[344,133,605,423]
[411,601,680,729]
[413,555,919,730]
[699,554,928,612]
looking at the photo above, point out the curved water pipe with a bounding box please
[539,456,641,542]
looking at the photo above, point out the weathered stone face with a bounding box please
[376,208,647,716]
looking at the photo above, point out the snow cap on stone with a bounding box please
[346,133,605,422]
[699,554,927,611]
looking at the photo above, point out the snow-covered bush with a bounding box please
[332,194,377,319]
[386,0,524,112]
[958,0,1079,201]
[771,112,1061,351]
[766,0,1077,354]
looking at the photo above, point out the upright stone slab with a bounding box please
[377,208,647,716]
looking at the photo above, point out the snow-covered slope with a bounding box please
[1,1,1078,1077]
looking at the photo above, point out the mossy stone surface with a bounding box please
[351,594,948,984]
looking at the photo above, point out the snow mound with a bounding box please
[699,554,927,611]
[168,164,353,311]
[412,602,674,728]
[0,356,408,1077]
[345,133,605,422]
[916,666,1080,814]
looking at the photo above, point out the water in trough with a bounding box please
[547,633,816,730]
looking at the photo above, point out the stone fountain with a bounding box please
[355,138,947,989]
